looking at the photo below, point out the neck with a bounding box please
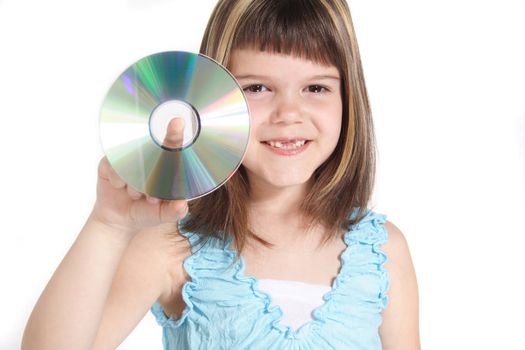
[246,174,318,246]
[247,176,312,217]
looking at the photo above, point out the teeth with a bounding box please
[267,140,306,149]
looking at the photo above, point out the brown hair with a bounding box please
[180,0,376,263]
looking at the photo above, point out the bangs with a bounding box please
[232,0,343,67]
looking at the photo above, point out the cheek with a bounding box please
[246,100,265,121]
[326,125,342,152]
[246,103,266,140]
[245,119,264,155]
[321,104,343,141]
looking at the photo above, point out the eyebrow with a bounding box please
[235,74,340,81]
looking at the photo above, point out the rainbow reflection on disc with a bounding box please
[99,51,250,200]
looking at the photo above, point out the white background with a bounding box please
[1,0,524,349]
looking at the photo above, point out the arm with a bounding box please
[379,221,421,350]
[21,219,184,350]
[21,217,134,350]
[22,121,189,350]
[91,223,188,350]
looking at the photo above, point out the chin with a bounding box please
[258,169,314,189]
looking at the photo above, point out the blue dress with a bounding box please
[150,209,390,349]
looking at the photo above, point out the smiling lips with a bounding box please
[264,140,307,149]
[261,138,311,155]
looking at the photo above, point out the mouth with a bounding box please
[259,138,313,155]
[260,139,311,150]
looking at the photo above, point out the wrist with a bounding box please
[85,212,138,245]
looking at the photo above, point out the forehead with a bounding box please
[228,48,340,77]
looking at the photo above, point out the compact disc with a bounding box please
[99,51,250,200]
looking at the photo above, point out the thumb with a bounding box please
[163,117,185,149]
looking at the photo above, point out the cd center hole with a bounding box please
[149,100,200,150]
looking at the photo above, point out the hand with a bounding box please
[90,117,188,235]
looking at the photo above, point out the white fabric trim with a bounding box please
[257,278,332,331]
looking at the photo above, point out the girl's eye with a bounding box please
[243,84,329,93]
[307,85,328,93]
[243,84,267,93]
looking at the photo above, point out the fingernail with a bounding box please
[147,196,159,204]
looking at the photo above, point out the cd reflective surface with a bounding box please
[99,51,250,200]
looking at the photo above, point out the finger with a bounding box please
[108,169,126,189]
[146,194,160,204]
[159,200,188,222]
[97,157,111,180]
[98,157,126,189]
[163,117,185,149]
[129,198,186,228]
[127,185,143,200]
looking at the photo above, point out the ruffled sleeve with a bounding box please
[345,208,390,310]
[150,301,171,327]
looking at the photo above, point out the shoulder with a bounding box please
[379,220,421,349]
[381,220,410,259]
[380,220,417,291]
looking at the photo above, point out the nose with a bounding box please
[270,92,302,124]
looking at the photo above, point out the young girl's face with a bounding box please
[229,48,342,191]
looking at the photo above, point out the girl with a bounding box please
[22,0,420,349]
